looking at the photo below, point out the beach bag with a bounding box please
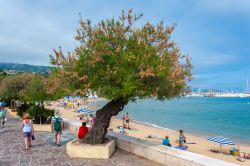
[54,117,61,131]
[230,147,240,156]
[32,134,35,140]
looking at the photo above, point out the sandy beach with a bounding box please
[46,102,250,166]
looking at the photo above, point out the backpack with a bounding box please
[54,117,61,131]
[0,111,5,118]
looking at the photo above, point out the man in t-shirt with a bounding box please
[162,135,171,147]
[78,122,89,143]
[51,111,63,146]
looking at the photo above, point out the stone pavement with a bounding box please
[0,115,162,166]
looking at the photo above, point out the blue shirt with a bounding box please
[162,139,170,146]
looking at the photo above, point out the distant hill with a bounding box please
[0,63,51,73]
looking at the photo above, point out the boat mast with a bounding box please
[247,79,249,93]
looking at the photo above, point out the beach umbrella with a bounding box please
[207,136,235,153]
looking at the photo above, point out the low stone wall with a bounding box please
[63,118,238,166]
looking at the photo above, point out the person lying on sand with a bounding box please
[118,126,128,135]
[237,152,250,162]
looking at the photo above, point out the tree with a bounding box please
[0,73,34,100]
[21,75,47,104]
[21,75,49,124]
[51,9,192,144]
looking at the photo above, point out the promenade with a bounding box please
[0,115,161,166]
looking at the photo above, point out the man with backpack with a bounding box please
[51,110,63,147]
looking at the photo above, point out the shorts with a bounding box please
[54,130,62,135]
[23,132,32,137]
[125,120,129,123]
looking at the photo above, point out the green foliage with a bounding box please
[16,102,30,117]
[21,75,48,102]
[27,105,54,124]
[46,69,76,100]
[0,73,34,100]
[51,10,192,101]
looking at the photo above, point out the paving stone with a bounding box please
[0,115,162,166]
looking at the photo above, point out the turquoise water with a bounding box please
[90,97,250,145]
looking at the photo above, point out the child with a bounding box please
[78,122,89,142]
[162,135,171,147]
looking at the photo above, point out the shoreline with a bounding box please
[130,118,250,147]
[46,100,250,165]
[109,116,250,165]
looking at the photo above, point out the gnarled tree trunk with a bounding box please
[82,97,128,144]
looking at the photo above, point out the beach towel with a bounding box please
[175,146,188,150]
[145,135,162,139]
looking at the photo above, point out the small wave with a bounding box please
[133,120,174,131]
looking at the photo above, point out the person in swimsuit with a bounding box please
[178,129,186,146]
[125,112,130,129]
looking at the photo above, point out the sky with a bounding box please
[0,0,250,90]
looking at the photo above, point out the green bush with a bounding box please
[27,105,54,124]
[17,103,30,117]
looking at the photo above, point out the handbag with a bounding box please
[32,134,35,140]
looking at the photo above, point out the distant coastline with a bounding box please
[0,62,51,73]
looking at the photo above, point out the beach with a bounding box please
[46,100,250,166]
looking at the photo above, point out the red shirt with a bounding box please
[78,126,89,139]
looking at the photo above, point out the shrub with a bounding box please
[27,105,54,124]
[16,102,31,117]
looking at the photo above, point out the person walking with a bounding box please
[0,107,6,133]
[21,114,34,150]
[51,110,63,147]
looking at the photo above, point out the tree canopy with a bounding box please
[51,9,192,101]
[0,73,34,100]
[21,75,48,103]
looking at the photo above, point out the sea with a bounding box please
[89,97,250,145]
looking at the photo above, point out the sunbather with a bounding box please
[178,129,186,146]
[162,135,171,147]
[238,152,250,160]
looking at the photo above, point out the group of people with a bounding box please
[162,130,187,148]
[20,110,64,150]
[79,113,95,128]
[20,109,91,150]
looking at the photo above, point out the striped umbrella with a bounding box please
[207,136,235,153]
